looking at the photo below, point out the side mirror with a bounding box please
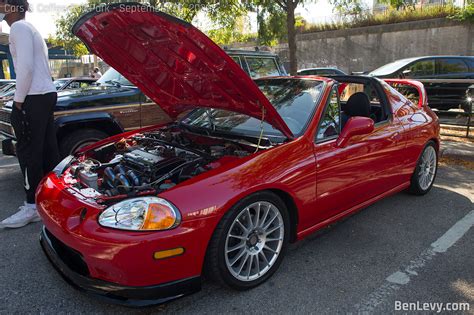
[336,117,374,148]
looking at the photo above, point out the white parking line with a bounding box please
[355,210,474,314]
[0,163,19,169]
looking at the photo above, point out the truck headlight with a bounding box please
[99,197,181,231]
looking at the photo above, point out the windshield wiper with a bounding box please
[179,122,283,147]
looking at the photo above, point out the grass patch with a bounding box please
[440,157,474,170]
[441,127,474,144]
[302,5,459,33]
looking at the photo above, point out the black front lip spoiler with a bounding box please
[39,227,201,307]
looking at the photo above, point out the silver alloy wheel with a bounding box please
[418,145,437,191]
[224,201,284,282]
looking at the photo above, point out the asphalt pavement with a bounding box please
[0,153,472,314]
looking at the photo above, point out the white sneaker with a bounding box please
[0,202,41,229]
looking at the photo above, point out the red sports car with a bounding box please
[37,3,440,306]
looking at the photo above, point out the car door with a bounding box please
[431,58,471,110]
[313,84,406,223]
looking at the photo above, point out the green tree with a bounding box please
[256,3,287,46]
[329,0,366,20]
[50,0,129,56]
[378,0,416,10]
[51,0,251,56]
[253,0,314,75]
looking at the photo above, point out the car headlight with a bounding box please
[98,197,181,231]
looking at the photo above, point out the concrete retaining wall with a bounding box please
[231,19,474,73]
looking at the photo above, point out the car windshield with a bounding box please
[370,58,417,76]
[54,80,69,90]
[97,68,133,86]
[181,79,324,138]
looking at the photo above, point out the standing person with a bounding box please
[92,67,102,79]
[0,0,59,229]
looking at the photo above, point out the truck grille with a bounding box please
[0,109,11,124]
[0,108,14,137]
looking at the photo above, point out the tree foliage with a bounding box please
[449,2,474,22]
[378,0,416,10]
[51,0,252,56]
[256,2,287,46]
[252,0,313,75]
[329,0,367,19]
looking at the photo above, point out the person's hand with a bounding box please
[14,102,23,111]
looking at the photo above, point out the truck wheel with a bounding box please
[59,129,108,157]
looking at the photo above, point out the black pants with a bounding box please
[10,93,60,204]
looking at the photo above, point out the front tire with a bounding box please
[409,141,438,195]
[206,192,290,290]
[59,129,108,157]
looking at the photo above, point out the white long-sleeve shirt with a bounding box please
[9,20,56,103]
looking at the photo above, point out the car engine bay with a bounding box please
[62,126,262,204]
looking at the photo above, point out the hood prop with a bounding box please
[255,103,266,153]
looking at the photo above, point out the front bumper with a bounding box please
[40,226,201,307]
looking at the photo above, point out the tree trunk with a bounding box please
[286,1,298,75]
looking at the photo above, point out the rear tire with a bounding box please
[409,141,438,195]
[205,191,290,290]
[59,129,108,157]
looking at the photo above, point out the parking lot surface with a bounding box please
[0,152,472,314]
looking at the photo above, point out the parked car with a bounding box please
[53,77,97,90]
[1,50,286,158]
[298,67,346,76]
[37,4,440,307]
[0,78,97,106]
[369,56,474,112]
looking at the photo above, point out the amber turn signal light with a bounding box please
[142,203,178,230]
[153,247,185,260]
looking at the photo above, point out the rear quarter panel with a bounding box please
[383,83,440,172]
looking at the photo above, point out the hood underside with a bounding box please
[72,2,293,138]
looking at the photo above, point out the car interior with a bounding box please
[339,82,389,128]
[317,77,391,141]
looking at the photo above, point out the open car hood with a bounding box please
[73,2,293,138]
